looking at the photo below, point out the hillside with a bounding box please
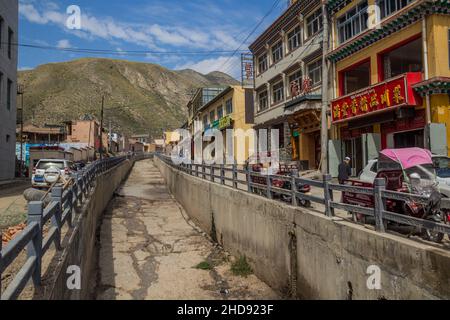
[18,58,239,138]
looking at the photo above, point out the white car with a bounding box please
[32,159,75,189]
[358,156,450,197]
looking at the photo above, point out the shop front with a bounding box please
[331,72,424,176]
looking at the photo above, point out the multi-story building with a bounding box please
[249,0,325,170]
[195,85,254,162]
[327,0,450,176]
[65,119,101,150]
[0,0,18,180]
[187,87,227,136]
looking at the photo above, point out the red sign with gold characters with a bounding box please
[331,72,423,123]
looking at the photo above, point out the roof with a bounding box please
[20,124,65,135]
[197,86,235,113]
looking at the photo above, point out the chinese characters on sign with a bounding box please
[331,73,422,123]
[290,77,312,98]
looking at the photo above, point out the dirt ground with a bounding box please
[0,183,29,232]
[95,159,279,300]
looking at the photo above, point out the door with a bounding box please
[362,133,381,167]
[428,123,448,156]
[328,140,343,178]
[353,137,363,177]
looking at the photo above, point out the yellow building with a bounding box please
[326,0,450,176]
[195,85,255,163]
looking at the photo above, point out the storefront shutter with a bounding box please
[428,123,448,156]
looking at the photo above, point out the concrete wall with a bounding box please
[45,159,134,299]
[155,157,450,300]
[0,0,18,180]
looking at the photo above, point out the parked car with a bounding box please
[32,159,75,189]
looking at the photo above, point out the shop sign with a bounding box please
[331,72,422,123]
[219,115,232,130]
[293,130,300,138]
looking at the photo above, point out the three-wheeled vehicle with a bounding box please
[244,152,312,207]
[343,148,447,243]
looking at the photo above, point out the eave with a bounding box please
[412,77,450,96]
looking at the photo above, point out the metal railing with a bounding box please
[0,153,149,300]
[157,154,450,240]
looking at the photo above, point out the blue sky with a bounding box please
[18,0,289,78]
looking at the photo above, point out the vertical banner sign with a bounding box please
[241,53,254,88]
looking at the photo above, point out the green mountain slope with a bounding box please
[18,58,239,138]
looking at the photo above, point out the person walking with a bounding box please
[338,157,352,185]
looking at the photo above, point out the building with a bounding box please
[194,85,255,162]
[18,124,67,144]
[131,134,150,144]
[0,0,18,180]
[65,119,101,150]
[327,0,450,176]
[188,87,227,135]
[249,0,326,170]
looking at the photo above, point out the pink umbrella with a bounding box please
[379,148,433,170]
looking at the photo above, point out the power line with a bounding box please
[8,42,249,57]
[219,0,283,74]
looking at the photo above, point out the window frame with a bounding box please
[307,59,322,87]
[7,78,12,111]
[225,98,233,115]
[258,90,268,112]
[209,110,216,122]
[306,8,323,38]
[8,27,13,60]
[288,69,303,97]
[217,106,224,119]
[287,25,301,52]
[336,1,368,44]
[271,41,283,65]
[258,53,268,74]
[376,0,414,20]
[272,81,284,105]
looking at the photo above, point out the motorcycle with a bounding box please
[280,171,312,208]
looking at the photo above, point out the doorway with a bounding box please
[344,137,363,176]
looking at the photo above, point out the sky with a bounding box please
[18,0,290,78]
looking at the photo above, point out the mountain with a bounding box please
[18,58,239,138]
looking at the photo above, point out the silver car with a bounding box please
[32,159,75,188]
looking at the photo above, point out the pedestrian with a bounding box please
[338,157,352,185]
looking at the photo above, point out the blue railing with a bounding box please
[0,154,147,300]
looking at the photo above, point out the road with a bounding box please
[95,159,279,300]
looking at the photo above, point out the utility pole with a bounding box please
[320,1,330,174]
[17,85,24,177]
[109,119,112,153]
[100,95,105,160]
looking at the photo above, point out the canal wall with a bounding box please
[154,156,450,300]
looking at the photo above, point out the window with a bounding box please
[337,1,368,43]
[272,81,284,104]
[341,60,370,95]
[0,17,3,50]
[210,110,216,122]
[258,54,268,74]
[7,79,12,110]
[381,37,422,80]
[288,70,302,96]
[271,41,283,64]
[287,26,301,52]
[203,115,208,128]
[377,0,414,19]
[258,91,268,111]
[307,60,322,86]
[225,99,233,114]
[8,27,13,59]
[217,106,224,119]
[306,8,323,37]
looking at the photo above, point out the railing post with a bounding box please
[220,164,225,185]
[374,178,386,232]
[232,164,238,189]
[246,167,252,192]
[202,164,206,180]
[267,175,273,200]
[291,172,298,207]
[323,174,334,217]
[195,164,199,177]
[27,201,43,286]
[51,186,63,250]
[210,165,214,182]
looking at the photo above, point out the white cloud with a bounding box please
[56,39,71,49]
[18,66,34,71]
[176,56,241,78]
[19,2,243,52]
